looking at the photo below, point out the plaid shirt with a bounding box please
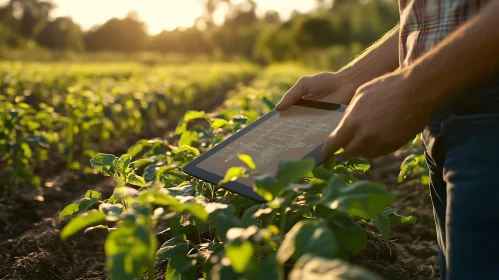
[399,0,490,68]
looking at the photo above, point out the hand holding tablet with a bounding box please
[183,100,346,202]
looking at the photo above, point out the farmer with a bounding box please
[277,0,499,279]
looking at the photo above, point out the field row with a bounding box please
[0,62,258,196]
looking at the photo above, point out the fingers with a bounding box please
[275,76,309,111]
[322,120,355,159]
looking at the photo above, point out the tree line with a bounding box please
[0,0,399,64]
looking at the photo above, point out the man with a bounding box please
[276,0,499,279]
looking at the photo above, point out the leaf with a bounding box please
[99,203,123,221]
[238,154,256,170]
[126,173,146,187]
[226,241,254,273]
[90,153,117,176]
[289,254,383,280]
[143,163,157,182]
[211,118,230,129]
[219,167,247,185]
[175,111,208,135]
[371,208,417,239]
[105,223,157,280]
[156,234,189,260]
[346,157,371,174]
[60,196,99,219]
[254,173,282,201]
[84,225,111,234]
[84,190,101,200]
[277,219,337,264]
[131,159,153,169]
[116,154,132,175]
[165,254,196,280]
[322,180,396,218]
[330,215,367,254]
[276,158,315,186]
[372,214,391,239]
[168,184,195,197]
[312,167,334,181]
[113,187,138,199]
[178,130,198,147]
[61,210,106,240]
[243,257,281,280]
[175,145,200,157]
[126,140,148,158]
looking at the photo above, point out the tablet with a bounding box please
[183,100,346,202]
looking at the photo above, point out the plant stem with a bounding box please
[148,260,154,280]
[279,206,286,240]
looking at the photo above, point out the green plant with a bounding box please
[60,106,416,279]
[0,101,57,195]
[0,61,258,196]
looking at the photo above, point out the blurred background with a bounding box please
[0,0,399,70]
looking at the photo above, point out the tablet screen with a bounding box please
[195,104,344,186]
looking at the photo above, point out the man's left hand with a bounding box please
[322,71,435,158]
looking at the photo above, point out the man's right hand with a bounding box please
[275,71,359,111]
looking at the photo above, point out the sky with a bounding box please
[43,0,324,35]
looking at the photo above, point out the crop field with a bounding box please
[0,62,438,280]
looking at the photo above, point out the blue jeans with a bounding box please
[422,74,499,280]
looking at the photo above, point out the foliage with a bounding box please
[0,61,257,196]
[0,0,399,69]
[398,134,429,185]
[60,67,416,279]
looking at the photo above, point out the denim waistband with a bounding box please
[426,72,499,132]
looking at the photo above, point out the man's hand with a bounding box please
[275,72,359,110]
[322,71,435,158]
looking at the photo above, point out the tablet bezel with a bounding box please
[183,99,345,202]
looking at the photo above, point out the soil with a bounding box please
[0,147,439,280]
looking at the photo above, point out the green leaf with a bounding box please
[372,214,391,239]
[84,190,101,200]
[105,223,157,280]
[175,111,208,135]
[178,130,198,147]
[211,118,230,129]
[243,257,281,280]
[126,140,148,158]
[175,145,200,157]
[312,167,334,181]
[99,203,123,222]
[289,254,383,280]
[276,158,315,185]
[346,157,371,174]
[330,215,367,254]
[238,154,256,170]
[254,173,282,201]
[156,234,189,260]
[143,163,157,182]
[60,197,99,219]
[61,210,106,240]
[277,219,337,264]
[219,167,247,185]
[226,241,254,273]
[131,159,153,169]
[117,154,132,175]
[126,173,146,187]
[84,225,111,234]
[322,180,396,218]
[165,254,196,280]
[90,153,117,176]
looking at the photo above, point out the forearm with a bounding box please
[338,25,400,87]
[407,0,499,108]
